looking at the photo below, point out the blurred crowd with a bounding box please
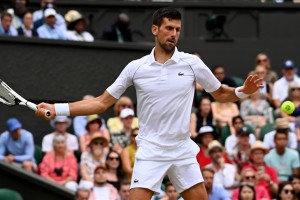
[0,0,133,43]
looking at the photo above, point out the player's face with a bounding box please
[152,18,181,53]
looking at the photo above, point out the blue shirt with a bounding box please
[0,129,34,162]
[0,25,18,36]
[209,185,230,200]
[264,148,300,181]
[37,24,67,40]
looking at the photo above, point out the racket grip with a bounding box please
[45,110,51,117]
[26,102,51,118]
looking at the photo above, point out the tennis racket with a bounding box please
[0,79,51,117]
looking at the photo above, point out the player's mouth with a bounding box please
[166,40,175,46]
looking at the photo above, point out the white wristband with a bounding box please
[235,87,249,99]
[54,103,70,116]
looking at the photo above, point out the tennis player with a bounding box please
[36,7,263,200]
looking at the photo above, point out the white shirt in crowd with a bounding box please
[94,187,109,200]
[225,133,256,153]
[66,31,94,42]
[272,76,300,102]
[263,130,297,149]
[42,132,79,152]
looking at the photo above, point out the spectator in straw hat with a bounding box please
[42,116,78,153]
[243,141,279,196]
[206,140,238,196]
[263,118,297,150]
[195,126,231,169]
[64,10,94,42]
[264,128,300,181]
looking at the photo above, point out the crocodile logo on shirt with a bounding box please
[133,179,139,183]
[178,72,184,76]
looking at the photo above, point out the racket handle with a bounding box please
[26,102,51,118]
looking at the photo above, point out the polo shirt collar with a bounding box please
[148,47,180,65]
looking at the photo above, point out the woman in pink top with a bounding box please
[79,114,110,152]
[39,134,78,191]
[232,168,271,200]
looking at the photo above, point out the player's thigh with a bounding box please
[167,158,204,194]
[180,182,208,200]
[130,188,154,200]
[131,159,172,194]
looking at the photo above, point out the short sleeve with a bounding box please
[292,150,300,168]
[191,57,221,93]
[106,61,137,99]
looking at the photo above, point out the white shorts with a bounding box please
[130,157,203,194]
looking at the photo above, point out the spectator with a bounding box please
[42,116,78,153]
[73,95,107,137]
[17,11,38,37]
[264,130,300,181]
[111,108,135,154]
[106,150,124,189]
[276,182,295,200]
[0,11,18,36]
[263,118,297,150]
[254,65,273,106]
[119,180,130,200]
[211,100,239,134]
[227,128,252,172]
[190,97,215,139]
[88,165,120,200]
[196,126,230,169]
[120,128,138,180]
[225,116,256,153]
[243,141,279,196]
[281,82,300,126]
[288,174,300,200]
[107,96,138,134]
[9,0,27,29]
[101,12,133,43]
[39,134,78,191]
[237,182,256,200]
[79,114,109,152]
[232,168,271,200]
[64,10,94,42]
[79,132,109,190]
[254,53,278,84]
[37,8,67,40]
[0,118,35,172]
[202,167,230,200]
[32,0,65,29]
[75,188,90,200]
[240,90,271,138]
[163,182,183,200]
[273,60,300,109]
[206,140,237,195]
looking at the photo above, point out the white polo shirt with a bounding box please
[107,47,221,160]
[273,76,300,102]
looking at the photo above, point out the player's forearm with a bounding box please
[211,86,240,103]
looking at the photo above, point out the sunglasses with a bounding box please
[93,141,104,146]
[257,59,268,63]
[120,104,132,108]
[292,88,300,91]
[283,189,294,195]
[108,157,120,161]
[244,175,255,180]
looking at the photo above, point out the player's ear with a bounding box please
[152,24,158,36]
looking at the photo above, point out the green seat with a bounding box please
[259,123,275,141]
[0,189,23,200]
[232,76,244,87]
[220,126,231,145]
[34,145,43,165]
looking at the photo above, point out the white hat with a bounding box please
[120,108,134,119]
[198,126,214,134]
[44,8,56,18]
[50,116,72,128]
[64,10,83,23]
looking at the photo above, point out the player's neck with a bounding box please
[154,46,174,64]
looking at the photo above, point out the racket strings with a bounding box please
[0,84,16,106]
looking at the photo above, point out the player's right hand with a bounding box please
[36,102,56,120]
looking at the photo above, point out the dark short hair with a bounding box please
[274,131,288,141]
[288,174,300,182]
[232,115,244,125]
[211,65,225,74]
[1,11,13,21]
[152,7,181,26]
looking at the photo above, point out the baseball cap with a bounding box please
[198,126,214,135]
[94,165,107,173]
[283,60,295,69]
[44,8,56,18]
[6,118,22,132]
[236,127,250,137]
[120,108,134,118]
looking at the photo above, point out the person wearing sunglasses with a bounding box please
[277,182,295,200]
[232,168,271,200]
[105,150,124,189]
[79,132,109,189]
[254,53,278,84]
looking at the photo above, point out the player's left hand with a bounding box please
[238,74,264,95]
